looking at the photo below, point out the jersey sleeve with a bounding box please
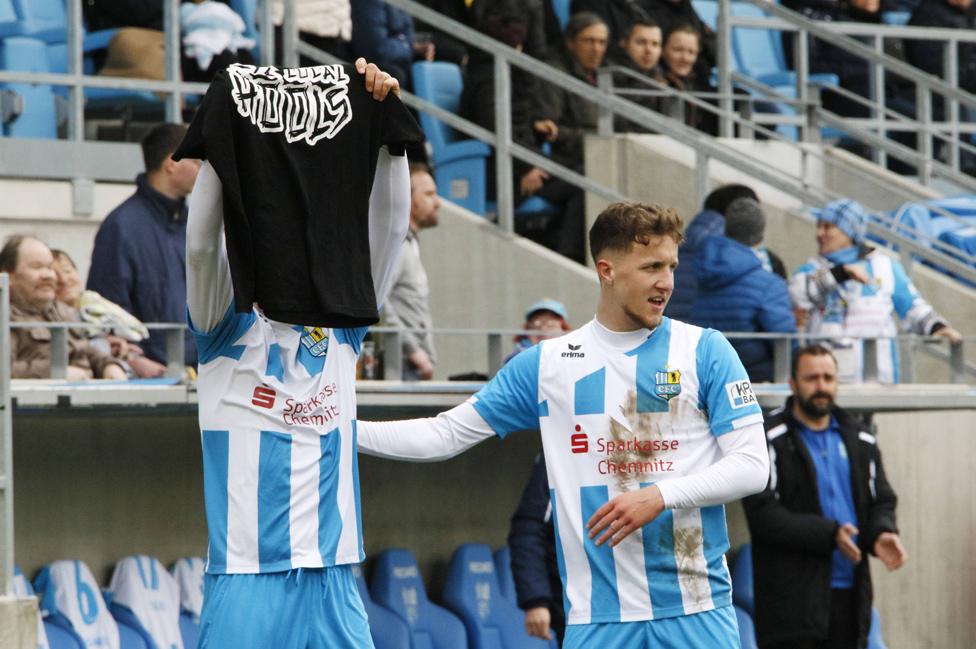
[189,302,256,365]
[471,343,542,438]
[380,94,424,153]
[696,329,764,436]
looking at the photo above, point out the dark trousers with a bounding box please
[515,178,585,263]
[762,589,860,649]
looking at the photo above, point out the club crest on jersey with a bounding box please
[654,367,682,401]
[301,327,330,357]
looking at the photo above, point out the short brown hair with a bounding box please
[589,202,684,262]
[141,122,188,173]
[0,235,40,273]
[791,344,837,379]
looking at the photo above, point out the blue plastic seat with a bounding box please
[442,543,550,649]
[692,0,717,30]
[0,0,20,38]
[730,543,754,616]
[351,564,411,649]
[34,560,123,649]
[370,548,469,649]
[44,621,85,649]
[179,612,200,649]
[735,606,759,649]
[228,0,261,60]
[881,11,911,26]
[412,61,491,215]
[107,555,185,649]
[551,0,570,31]
[492,547,516,604]
[0,37,58,138]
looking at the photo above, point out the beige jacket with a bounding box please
[271,0,351,40]
[10,301,121,379]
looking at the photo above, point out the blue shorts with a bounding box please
[199,565,374,649]
[563,606,740,649]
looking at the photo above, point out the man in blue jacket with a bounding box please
[691,197,795,382]
[88,123,200,367]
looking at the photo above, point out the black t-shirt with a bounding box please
[174,63,423,327]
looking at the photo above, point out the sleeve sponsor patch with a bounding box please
[725,380,757,409]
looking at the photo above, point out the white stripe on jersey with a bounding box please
[289,431,321,566]
[557,488,593,623]
[226,431,261,573]
[608,483,653,622]
[672,508,714,614]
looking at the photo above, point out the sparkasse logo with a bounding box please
[251,385,277,409]
[571,424,589,453]
[562,343,584,359]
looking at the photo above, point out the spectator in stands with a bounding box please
[87,123,199,368]
[509,453,566,646]
[782,0,881,119]
[351,0,432,90]
[637,0,717,77]
[461,4,543,200]
[180,0,256,82]
[383,163,440,381]
[418,0,551,65]
[666,183,758,321]
[506,298,572,363]
[790,199,961,384]
[52,250,167,379]
[744,344,906,649]
[271,0,352,64]
[1,235,127,381]
[612,18,681,131]
[570,0,649,58]
[906,0,975,92]
[529,12,609,262]
[691,198,796,382]
[660,24,716,134]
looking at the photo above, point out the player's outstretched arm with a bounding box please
[358,400,496,462]
[186,161,234,333]
[368,147,411,307]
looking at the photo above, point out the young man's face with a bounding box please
[663,31,699,78]
[623,25,663,73]
[816,220,854,256]
[602,235,678,330]
[790,353,839,419]
[9,238,57,310]
[567,23,609,73]
[410,171,441,230]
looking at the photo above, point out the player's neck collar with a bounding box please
[590,317,653,350]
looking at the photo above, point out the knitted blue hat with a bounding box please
[811,199,867,245]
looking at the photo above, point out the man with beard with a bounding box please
[744,345,906,649]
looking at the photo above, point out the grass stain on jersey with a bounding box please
[609,390,668,492]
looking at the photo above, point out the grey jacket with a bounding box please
[383,230,436,366]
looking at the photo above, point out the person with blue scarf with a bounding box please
[790,199,961,383]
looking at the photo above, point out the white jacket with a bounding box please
[271,0,351,40]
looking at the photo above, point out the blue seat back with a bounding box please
[730,543,754,615]
[0,36,58,138]
[228,0,260,58]
[170,557,205,621]
[692,0,717,30]
[730,2,785,81]
[107,555,185,649]
[0,0,21,38]
[44,621,85,649]
[11,0,65,43]
[351,565,411,649]
[34,560,122,649]
[443,543,549,649]
[734,606,759,649]
[178,612,200,649]
[370,549,469,649]
[411,61,464,153]
[492,547,516,604]
[551,0,570,30]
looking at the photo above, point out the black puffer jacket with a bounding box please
[743,401,898,648]
[906,1,976,94]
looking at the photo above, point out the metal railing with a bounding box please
[0,275,12,598]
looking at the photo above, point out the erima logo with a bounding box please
[251,386,277,409]
[571,424,589,453]
[562,343,584,358]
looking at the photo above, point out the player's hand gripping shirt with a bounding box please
[359,317,767,626]
[187,144,410,574]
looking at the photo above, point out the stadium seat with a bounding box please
[411,61,491,215]
[171,557,205,622]
[442,543,550,649]
[370,548,469,649]
[730,543,754,616]
[44,621,85,649]
[868,607,888,649]
[0,0,20,38]
[352,564,411,649]
[107,555,185,649]
[492,547,516,604]
[734,605,759,649]
[551,0,571,31]
[881,11,911,26]
[10,565,51,649]
[33,560,122,649]
[228,0,261,60]
[692,0,717,30]
[0,37,58,138]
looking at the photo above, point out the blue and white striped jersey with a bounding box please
[193,308,368,574]
[472,318,763,625]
